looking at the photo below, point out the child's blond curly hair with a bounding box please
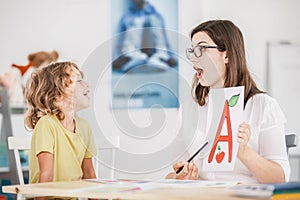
[24,61,83,129]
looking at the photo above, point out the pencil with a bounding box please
[176,141,209,174]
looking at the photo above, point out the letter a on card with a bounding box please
[208,99,232,163]
[203,86,244,171]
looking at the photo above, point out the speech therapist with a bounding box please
[166,19,290,184]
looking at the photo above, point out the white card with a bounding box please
[202,86,244,171]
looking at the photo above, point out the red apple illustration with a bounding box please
[216,151,225,163]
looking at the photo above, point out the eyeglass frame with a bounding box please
[186,45,220,60]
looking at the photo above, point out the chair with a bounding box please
[7,136,31,185]
[8,134,121,181]
[285,133,298,154]
[285,133,300,181]
[7,136,31,200]
[93,136,120,179]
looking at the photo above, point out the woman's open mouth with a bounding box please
[193,66,203,78]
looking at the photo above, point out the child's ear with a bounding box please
[54,95,65,109]
[56,95,64,102]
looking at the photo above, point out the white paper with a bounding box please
[203,86,244,171]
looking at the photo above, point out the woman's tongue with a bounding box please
[195,67,203,77]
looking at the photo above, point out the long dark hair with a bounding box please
[191,20,264,106]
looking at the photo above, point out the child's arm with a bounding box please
[81,158,96,179]
[36,152,54,200]
[37,152,54,182]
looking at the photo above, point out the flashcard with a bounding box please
[202,86,244,171]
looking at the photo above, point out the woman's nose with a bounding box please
[189,55,198,64]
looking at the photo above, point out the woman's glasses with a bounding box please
[186,45,219,60]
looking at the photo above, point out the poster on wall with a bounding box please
[111,0,179,109]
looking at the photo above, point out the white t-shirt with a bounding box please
[178,93,290,183]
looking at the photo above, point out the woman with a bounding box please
[167,20,290,183]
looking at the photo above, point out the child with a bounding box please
[25,61,96,188]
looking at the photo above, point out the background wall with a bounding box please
[2,0,300,86]
[201,0,300,90]
[1,0,300,180]
[0,0,105,72]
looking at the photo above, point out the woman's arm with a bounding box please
[239,146,285,183]
[238,122,286,183]
[81,158,96,179]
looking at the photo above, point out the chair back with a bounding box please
[7,136,31,185]
[93,136,120,179]
[286,133,298,154]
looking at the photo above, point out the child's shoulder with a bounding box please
[37,115,56,123]
[34,115,59,130]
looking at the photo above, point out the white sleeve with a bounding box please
[260,95,286,131]
[260,124,291,181]
[259,96,290,181]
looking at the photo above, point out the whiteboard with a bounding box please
[267,42,300,134]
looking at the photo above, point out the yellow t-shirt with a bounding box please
[29,115,96,183]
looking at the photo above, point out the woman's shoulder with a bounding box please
[248,93,286,128]
[251,92,272,100]
[249,93,279,107]
[247,93,284,114]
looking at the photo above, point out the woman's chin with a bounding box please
[198,78,208,86]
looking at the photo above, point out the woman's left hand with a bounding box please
[237,122,251,158]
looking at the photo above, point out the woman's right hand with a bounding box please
[173,161,199,180]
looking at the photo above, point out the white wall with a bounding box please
[0,0,104,73]
[1,0,300,180]
[200,0,300,90]
[2,0,300,87]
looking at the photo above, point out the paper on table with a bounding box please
[82,179,159,193]
[83,179,238,191]
[230,182,300,198]
[83,178,150,184]
[229,184,274,198]
[152,179,238,188]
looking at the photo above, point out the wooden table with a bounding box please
[2,180,269,200]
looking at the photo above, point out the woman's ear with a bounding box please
[223,51,229,64]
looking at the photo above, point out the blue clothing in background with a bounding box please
[113,1,177,72]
